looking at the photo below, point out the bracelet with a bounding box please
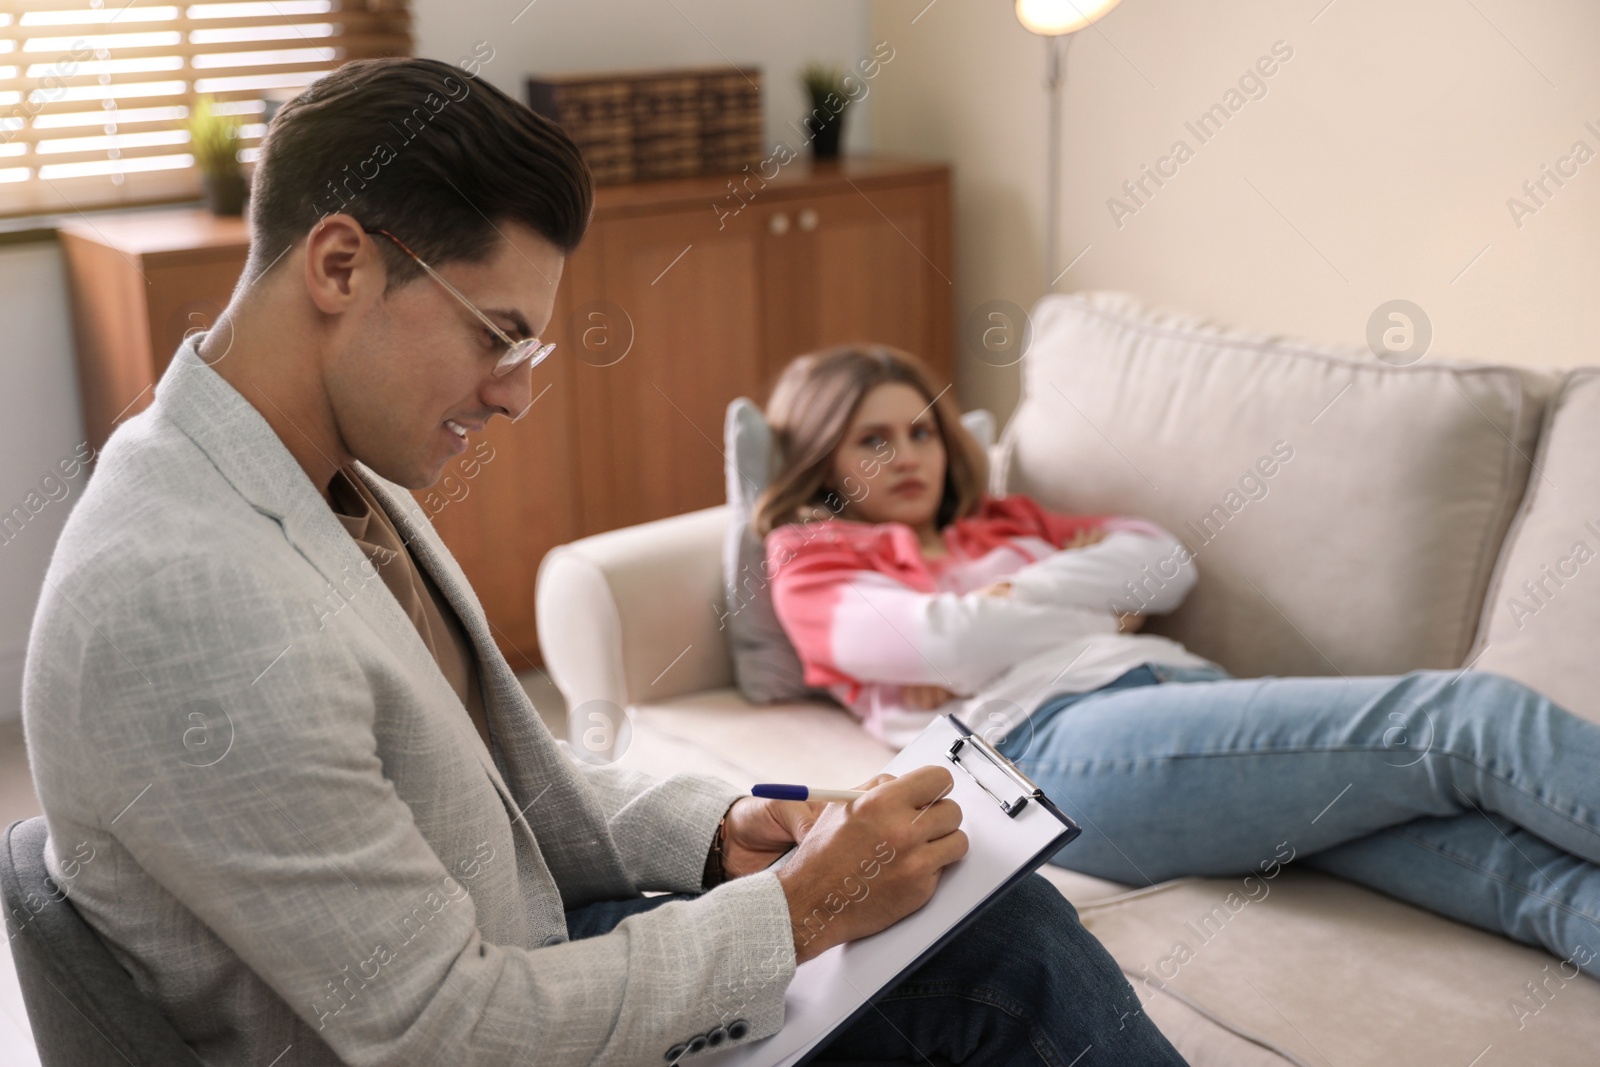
[701,805,731,890]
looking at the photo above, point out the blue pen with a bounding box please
[751,784,867,803]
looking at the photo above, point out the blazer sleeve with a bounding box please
[557,753,742,894]
[69,553,796,1067]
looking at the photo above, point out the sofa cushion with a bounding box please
[1470,369,1600,724]
[1078,871,1600,1066]
[998,291,1557,678]
[626,688,896,786]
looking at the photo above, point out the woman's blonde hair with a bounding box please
[752,343,988,539]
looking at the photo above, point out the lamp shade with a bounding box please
[1015,0,1123,35]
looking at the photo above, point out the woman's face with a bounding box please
[826,381,947,528]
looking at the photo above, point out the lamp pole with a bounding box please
[1043,33,1070,292]
[1016,0,1123,292]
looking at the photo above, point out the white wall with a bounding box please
[869,0,1600,423]
[0,242,87,722]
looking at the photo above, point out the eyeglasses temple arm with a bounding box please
[407,256,518,348]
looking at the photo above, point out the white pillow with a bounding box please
[722,398,996,704]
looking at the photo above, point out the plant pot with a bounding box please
[202,170,248,216]
[805,110,846,160]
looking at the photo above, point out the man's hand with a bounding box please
[1117,612,1146,633]
[719,795,828,880]
[774,767,966,964]
[718,772,901,879]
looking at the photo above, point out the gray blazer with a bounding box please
[21,336,796,1066]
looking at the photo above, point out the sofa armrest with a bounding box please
[536,505,734,742]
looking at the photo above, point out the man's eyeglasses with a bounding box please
[366,226,556,377]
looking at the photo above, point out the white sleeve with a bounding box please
[827,571,1116,695]
[1006,528,1197,615]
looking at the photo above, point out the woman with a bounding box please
[757,343,1600,978]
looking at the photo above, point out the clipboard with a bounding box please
[698,713,1081,1067]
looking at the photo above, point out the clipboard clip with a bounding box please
[946,731,1044,818]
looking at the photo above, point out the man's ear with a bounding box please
[302,213,377,315]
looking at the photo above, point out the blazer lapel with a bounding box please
[357,467,639,897]
[351,471,532,791]
[354,469,633,895]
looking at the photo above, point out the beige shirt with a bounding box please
[326,466,493,751]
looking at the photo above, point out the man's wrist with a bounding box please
[774,864,832,965]
[701,800,736,890]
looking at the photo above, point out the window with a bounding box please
[0,0,410,216]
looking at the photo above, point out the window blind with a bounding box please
[0,0,409,216]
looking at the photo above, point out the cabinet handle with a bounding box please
[769,212,790,236]
[798,208,819,232]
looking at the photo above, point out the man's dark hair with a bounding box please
[245,56,593,289]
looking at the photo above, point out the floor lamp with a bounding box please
[1016,0,1126,291]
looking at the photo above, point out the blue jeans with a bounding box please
[993,662,1600,977]
[565,873,1187,1065]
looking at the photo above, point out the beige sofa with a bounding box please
[535,291,1600,1065]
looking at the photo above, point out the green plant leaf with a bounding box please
[185,94,242,177]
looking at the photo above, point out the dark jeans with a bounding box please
[565,873,1187,1066]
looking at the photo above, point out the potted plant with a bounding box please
[801,63,853,161]
[187,95,246,215]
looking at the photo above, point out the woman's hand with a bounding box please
[976,579,1013,599]
[1117,612,1146,633]
[901,684,958,710]
[718,774,896,879]
[1064,527,1109,550]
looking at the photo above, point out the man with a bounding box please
[22,57,1185,1065]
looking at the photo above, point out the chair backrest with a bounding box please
[1,818,205,1067]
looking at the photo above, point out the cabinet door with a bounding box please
[416,247,592,671]
[759,177,953,389]
[572,207,764,533]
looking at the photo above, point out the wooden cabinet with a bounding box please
[58,212,246,445]
[58,157,953,667]
[761,180,951,368]
[572,202,767,533]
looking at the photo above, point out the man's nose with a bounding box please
[483,362,537,423]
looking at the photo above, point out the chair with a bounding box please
[1,817,204,1066]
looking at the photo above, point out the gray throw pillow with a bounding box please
[721,397,996,705]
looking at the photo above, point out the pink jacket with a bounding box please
[765,494,1212,747]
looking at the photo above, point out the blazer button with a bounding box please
[686,1035,708,1054]
[665,1043,688,1061]
[705,1026,728,1047]
[728,1019,750,1040]
[541,934,566,946]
